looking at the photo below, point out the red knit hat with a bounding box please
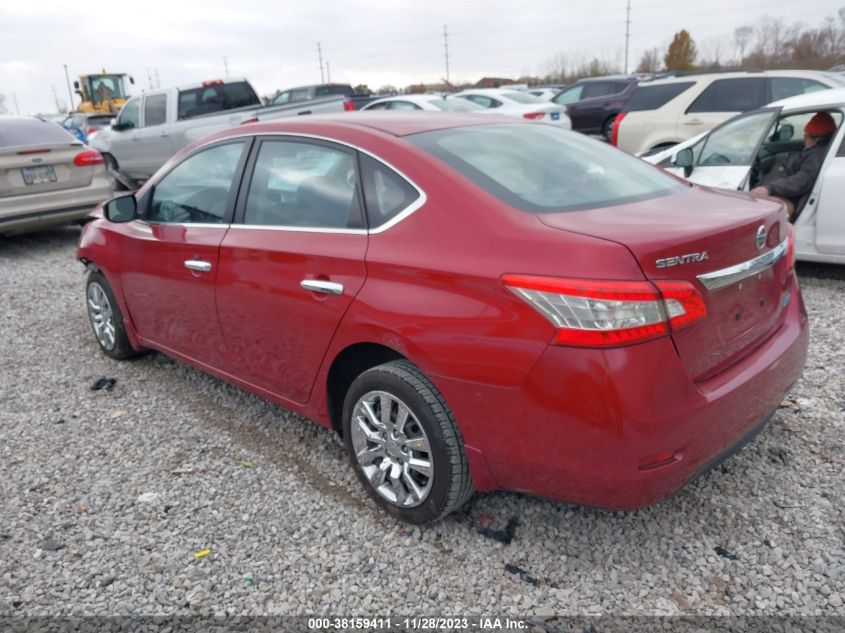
[805,112,836,137]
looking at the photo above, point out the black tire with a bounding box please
[103,154,128,192]
[85,270,139,360]
[602,114,618,141]
[342,360,474,523]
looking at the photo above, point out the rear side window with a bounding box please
[408,124,684,213]
[582,82,624,99]
[687,78,767,113]
[769,77,829,102]
[0,118,75,148]
[243,140,358,229]
[464,95,501,108]
[177,81,261,119]
[143,94,167,127]
[360,154,420,228]
[624,82,695,111]
[388,101,422,110]
[315,85,352,97]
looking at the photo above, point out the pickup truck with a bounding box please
[270,83,378,111]
[90,78,350,188]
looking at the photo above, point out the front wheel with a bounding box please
[86,270,139,360]
[103,154,128,191]
[342,360,474,523]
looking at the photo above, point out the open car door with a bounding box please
[664,107,782,191]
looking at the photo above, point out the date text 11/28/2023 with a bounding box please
[307,617,528,630]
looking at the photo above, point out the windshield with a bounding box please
[430,98,484,111]
[502,91,546,104]
[408,124,685,212]
[86,75,127,104]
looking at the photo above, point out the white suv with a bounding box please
[613,70,845,155]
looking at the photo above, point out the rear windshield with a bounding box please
[430,98,484,111]
[87,115,115,126]
[177,81,260,120]
[0,118,76,148]
[408,124,684,213]
[624,82,695,112]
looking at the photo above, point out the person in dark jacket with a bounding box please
[750,112,837,220]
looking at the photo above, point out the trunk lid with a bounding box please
[0,143,94,198]
[538,186,792,380]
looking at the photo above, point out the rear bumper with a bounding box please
[0,177,111,234]
[436,276,809,508]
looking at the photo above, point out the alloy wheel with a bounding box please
[350,390,433,508]
[87,282,116,351]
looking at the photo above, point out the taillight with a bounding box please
[73,150,105,167]
[202,80,224,86]
[523,112,545,120]
[786,224,796,269]
[502,274,706,348]
[86,126,97,135]
[343,99,356,112]
[611,112,626,146]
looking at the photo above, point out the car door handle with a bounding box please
[300,279,343,295]
[184,260,212,272]
[685,119,703,125]
[160,131,169,137]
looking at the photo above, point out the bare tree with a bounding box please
[734,26,753,64]
[699,37,725,69]
[543,51,569,83]
[636,47,662,73]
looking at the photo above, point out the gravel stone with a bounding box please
[0,228,843,617]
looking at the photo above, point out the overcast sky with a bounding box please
[1,0,842,114]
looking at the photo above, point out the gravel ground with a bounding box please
[0,227,842,618]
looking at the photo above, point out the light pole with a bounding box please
[63,64,75,111]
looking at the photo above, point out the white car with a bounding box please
[615,70,845,155]
[644,88,845,265]
[361,94,487,112]
[452,88,571,129]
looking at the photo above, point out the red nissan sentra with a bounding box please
[77,113,808,523]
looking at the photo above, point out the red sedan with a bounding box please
[78,113,808,523]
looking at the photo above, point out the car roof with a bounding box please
[214,112,506,139]
[642,69,837,87]
[770,86,845,109]
[369,94,453,105]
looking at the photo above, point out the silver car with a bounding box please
[0,116,112,235]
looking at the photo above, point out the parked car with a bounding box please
[551,75,639,139]
[452,88,572,128]
[613,70,845,155]
[78,113,807,523]
[525,88,561,100]
[361,94,487,112]
[89,78,352,189]
[645,88,845,265]
[0,116,111,235]
[60,112,115,144]
[271,83,377,111]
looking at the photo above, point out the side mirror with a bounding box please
[104,194,137,223]
[73,80,80,90]
[673,147,694,178]
[776,124,794,142]
[129,76,135,85]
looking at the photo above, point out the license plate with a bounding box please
[551,112,560,121]
[21,165,57,185]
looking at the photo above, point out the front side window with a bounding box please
[769,77,829,102]
[582,82,620,99]
[143,94,167,127]
[117,98,140,129]
[687,78,767,113]
[408,124,684,213]
[694,110,777,166]
[553,85,584,105]
[243,140,357,229]
[149,142,246,224]
[273,91,291,105]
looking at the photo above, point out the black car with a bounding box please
[552,76,639,139]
